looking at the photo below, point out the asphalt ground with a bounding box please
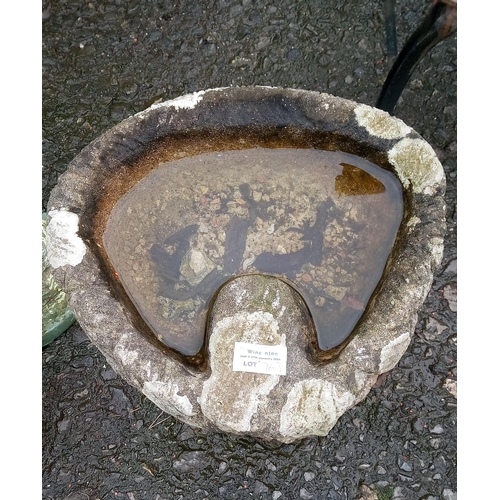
[41,1,458,498]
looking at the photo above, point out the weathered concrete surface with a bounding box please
[199,273,429,443]
[200,275,310,439]
[46,87,446,443]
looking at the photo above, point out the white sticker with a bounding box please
[232,342,287,376]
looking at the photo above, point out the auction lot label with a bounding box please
[232,342,287,375]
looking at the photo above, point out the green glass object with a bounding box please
[42,212,75,346]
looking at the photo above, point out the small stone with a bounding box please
[443,283,457,311]
[300,488,314,500]
[254,480,268,494]
[178,425,195,441]
[354,67,365,78]
[57,469,73,483]
[392,487,406,499]
[409,79,423,90]
[287,48,300,61]
[430,438,441,449]
[74,388,89,399]
[180,248,215,285]
[101,367,117,381]
[189,250,207,274]
[304,472,315,481]
[443,378,457,398]
[172,451,206,472]
[70,356,94,368]
[257,36,271,50]
[57,418,71,432]
[424,317,447,340]
[430,424,444,434]
[315,296,325,307]
[356,485,378,500]
[272,492,282,500]
[324,285,347,301]
[230,56,253,68]
[398,456,413,472]
[413,418,425,432]
[266,459,277,471]
[443,489,457,500]
[443,259,457,274]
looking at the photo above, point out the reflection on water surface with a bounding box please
[103,148,403,358]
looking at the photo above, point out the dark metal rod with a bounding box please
[376,0,457,115]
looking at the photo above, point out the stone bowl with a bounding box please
[46,87,446,442]
[42,212,75,346]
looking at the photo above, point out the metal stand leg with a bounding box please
[376,0,457,115]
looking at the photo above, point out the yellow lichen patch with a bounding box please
[388,138,445,194]
[354,104,412,140]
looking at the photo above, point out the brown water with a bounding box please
[103,148,403,357]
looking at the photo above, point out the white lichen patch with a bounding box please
[138,90,207,116]
[136,87,236,119]
[378,332,411,373]
[279,379,355,440]
[114,343,139,366]
[354,346,371,362]
[209,371,279,433]
[354,104,412,139]
[354,369,373,392]
[388,138,444,194]
[219,311,282,346]
[46,209,86,268]
[200,311,284,433]
[428,236,444,268]
[143,381,196,417]
[406,216,421,232]
[163,91,206,110]
[144,360,152,379]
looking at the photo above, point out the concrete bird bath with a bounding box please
[45,87,446,442]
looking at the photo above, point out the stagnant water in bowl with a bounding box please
[103,148,403,357]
